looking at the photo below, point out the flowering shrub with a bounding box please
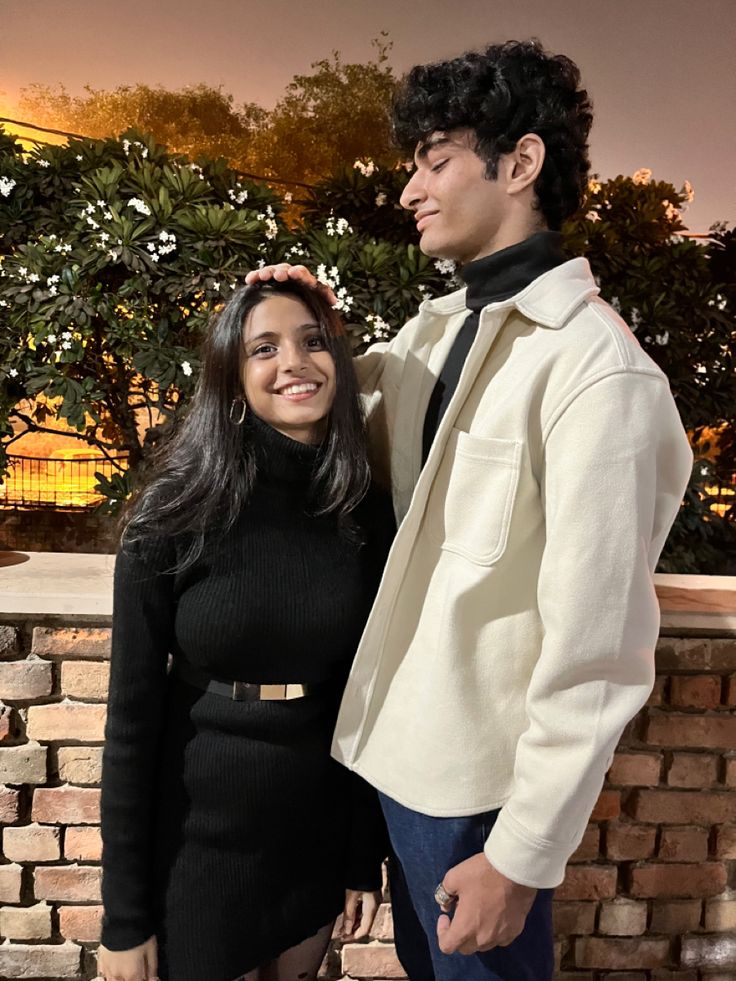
[0,129,733,570]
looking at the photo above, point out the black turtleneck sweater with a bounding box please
[421,231,565,463]
[100,416,394,978]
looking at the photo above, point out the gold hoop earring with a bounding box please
[229,398,247,425]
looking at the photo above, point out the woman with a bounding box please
[97,281,393,981]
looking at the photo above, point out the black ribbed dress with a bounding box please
[100,416,394,981]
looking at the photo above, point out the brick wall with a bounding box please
[1,604,735,979]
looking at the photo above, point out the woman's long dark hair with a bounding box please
[120,281,370,568]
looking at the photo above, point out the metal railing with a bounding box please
[0,454,128,510]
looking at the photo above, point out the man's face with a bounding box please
[399,129,512,265]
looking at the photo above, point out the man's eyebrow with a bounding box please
[416,135,453,160]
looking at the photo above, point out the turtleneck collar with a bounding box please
[460,230,566,313]
[247,411,321,484]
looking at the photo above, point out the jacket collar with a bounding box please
[419,257,599,330]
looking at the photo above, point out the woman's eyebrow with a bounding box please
[247,323,320,344]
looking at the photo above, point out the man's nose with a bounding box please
[400,169,425,211]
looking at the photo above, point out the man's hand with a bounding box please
[436,853,536,955]
[244,263,337,306]
[342,888,382,941]
[96,934,158,980]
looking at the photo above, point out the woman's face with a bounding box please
[241,294,337,444]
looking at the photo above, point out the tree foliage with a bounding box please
[0,133,733,571]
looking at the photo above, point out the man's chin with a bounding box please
[418,237,460,262]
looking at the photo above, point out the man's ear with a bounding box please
[504,134,546,196]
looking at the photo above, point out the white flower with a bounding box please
[681,180,695,203]
[655,331,669,345]
[86,216,100,229]
[212,282,220,291]
[0,177,17,198]
[709,294,727,311]
[325,216,352,237]
[632,168,652,185]
[61,331,72,340]
[284,192,293,204]
[663,200,679,221]
[585,210,601,223]
[18,266,28,277]
[61,340,72,350]
[122,140,131,155]
[264,218,278,240]
[99,232,110,244]
[48,286,58,297]
[47,334,57,344]
[700,465,709,476]
[8,368,18,377]
[28,273,40,283]
[353,158,376,177]
[228,187,249,205]
[76,154,83,162]
[375,192,388,207]
[257,258,266,268]
[37,159,51,168]
[630,308,641,328]
[181,361,192,376]
[127,197,152,217]
[47,275,60,285]
[610,296,622,313]
[149,253,159,262]
[104,211,113,221]
[434,258,456,276]
[97,200,106,209]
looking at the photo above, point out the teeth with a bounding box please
[280,383,318,395]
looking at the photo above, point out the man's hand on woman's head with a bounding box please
[244,263,338,307]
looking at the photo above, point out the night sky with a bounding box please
[2,0,734,231]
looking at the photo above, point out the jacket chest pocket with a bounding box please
[427,430,522,566]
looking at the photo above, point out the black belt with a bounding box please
[171,658,316,701]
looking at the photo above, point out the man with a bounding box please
[247,40,692,981]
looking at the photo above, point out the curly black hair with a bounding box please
[392,39,593,230]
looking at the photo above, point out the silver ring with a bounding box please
[434,881,457,907]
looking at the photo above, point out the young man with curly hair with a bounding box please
[248,40,692,981]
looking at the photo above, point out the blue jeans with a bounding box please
[379,793,554,981]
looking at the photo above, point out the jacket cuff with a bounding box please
[483,806,572,889]
[100,912,155,953]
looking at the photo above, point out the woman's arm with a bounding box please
[100,535,176,952]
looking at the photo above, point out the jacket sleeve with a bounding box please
[100,536,176,950]
[483,369,693,888]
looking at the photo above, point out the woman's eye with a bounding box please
[252,344,276,357]
[306,335,326,349]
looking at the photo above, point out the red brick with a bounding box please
[64,825,102,862]
[556,866,618,901]
[26,700,106,742]
[0,901,52,940]
[0,660,54,700]
[591,790,621,822]
[669,675,722,710]
[714,825,736,859]
[0,626,21,659]
[0,863,23,902]
[608,753,661,787]
[631,789,736,824]
[651,973,698,981]
[3,823,61,862]
[667,752,718,788]
[368,902,393,941]
[724,674,736,706]
[553,901,597,936]
[681,934,736,969]
[599,974,647,981]
[605,824,657,861]
[647,711,736,749]
[598,899,648,936]
[58,904,103,942]
[649,900,703,934]
[57,746,103,784]
[60,661,110,701]
[655,639,709,671]
[628,862,726,898]
[704,898,736,931]
[31,626,111,659]
[724,755,736,787]
[570,825,600,862]
[0,784,20,823]
[341,942,405,977]
[575,937,670,969]
[34,864,101,902]
[710,639,736,670]
[32,785,100,824]
[0,702,19,743]
[0,941,81,978]
[0,742,48,784]
[658,827,708,863]
[647,675,667,707]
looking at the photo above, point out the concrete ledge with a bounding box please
[0,554,735,634]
